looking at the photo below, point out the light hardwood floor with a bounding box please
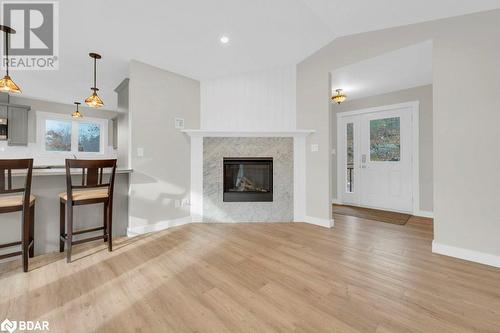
[1,215,500,332]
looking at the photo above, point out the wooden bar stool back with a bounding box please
[0,159,35,272]
[59,159,117,263]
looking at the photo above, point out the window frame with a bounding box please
[37,111,108,156]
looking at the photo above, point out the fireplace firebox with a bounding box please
[223,157,273,202]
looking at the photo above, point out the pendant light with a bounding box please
[84,52,104,108]
[331,89,347,104]
[0,25,21,94]
[72,102,82,118]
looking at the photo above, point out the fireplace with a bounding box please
[223,157,273,202]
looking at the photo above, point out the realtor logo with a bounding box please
[0,319,17,333]
[1,1,59,70]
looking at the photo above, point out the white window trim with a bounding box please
[36,111,108,156]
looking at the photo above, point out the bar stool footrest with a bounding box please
[0,251,22,260]
[72,235,106,245]
[0,241,22,249]
[73,226,105,235]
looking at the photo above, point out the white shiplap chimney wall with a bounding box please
[201,66,296,131]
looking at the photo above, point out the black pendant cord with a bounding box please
[93,56,97,90]
[4,30,9,76]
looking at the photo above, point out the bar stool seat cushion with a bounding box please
[58,188,109,201]
[0,194,36,208]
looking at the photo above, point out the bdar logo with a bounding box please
[0,319,17,333]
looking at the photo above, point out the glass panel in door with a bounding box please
[369,117,401,162]
[346,122,354,193]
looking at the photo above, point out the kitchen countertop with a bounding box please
[13,167,133,176]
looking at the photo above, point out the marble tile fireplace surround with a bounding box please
[183,130,313,223]
[204,137,292,222]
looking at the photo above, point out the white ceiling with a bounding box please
[8,0,500,109]
[331,41,433,101]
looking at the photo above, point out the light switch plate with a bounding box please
[175,118,185,129]
[137,147,144,157]
[311,144,319,152]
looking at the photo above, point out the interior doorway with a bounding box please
[330,41,434,218]
[336,102,419,214]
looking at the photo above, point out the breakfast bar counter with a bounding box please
[32,166,133,176]
[0,168,131,259]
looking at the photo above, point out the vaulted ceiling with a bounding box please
[331,41,433,101]
[9,0,500,109]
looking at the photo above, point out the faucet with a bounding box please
[73,154,77,159]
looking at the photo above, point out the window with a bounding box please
[45,119,72,151]
[38,112,107,154]
[78,123,101,152]
[370,117,400,162]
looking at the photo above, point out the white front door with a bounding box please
[338,103,417,213]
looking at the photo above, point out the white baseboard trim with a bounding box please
[331,198,342,205]
[432,241,500,268]
[127,214,336,236]
[203,220,292,224]
[127,216,192,237]
[415,210,434,218]
[304,216,334,228]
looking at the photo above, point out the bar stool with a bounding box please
[0,159,35,272]
[59,159,117,263]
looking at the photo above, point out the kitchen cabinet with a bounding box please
[7,105,30,146]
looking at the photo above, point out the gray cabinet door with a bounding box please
[112,118,118,149]
[8,107,29,146]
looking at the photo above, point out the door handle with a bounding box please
[360,154,367,168]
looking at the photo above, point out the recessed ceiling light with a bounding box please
[219,35,230,44]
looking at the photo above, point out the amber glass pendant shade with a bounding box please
[0,75,21,93]
[331,89,347,104]
[85,52,104,108]
[0,25,21,94]
[72,101,82,118]
[85,88,104,108]
[72,111,82,118]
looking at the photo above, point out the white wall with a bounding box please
[201,66,296,131]
[297,9,500,267]
[128,60,200,234]
[433,13,500,264]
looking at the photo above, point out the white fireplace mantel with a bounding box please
[182,129,315,138]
